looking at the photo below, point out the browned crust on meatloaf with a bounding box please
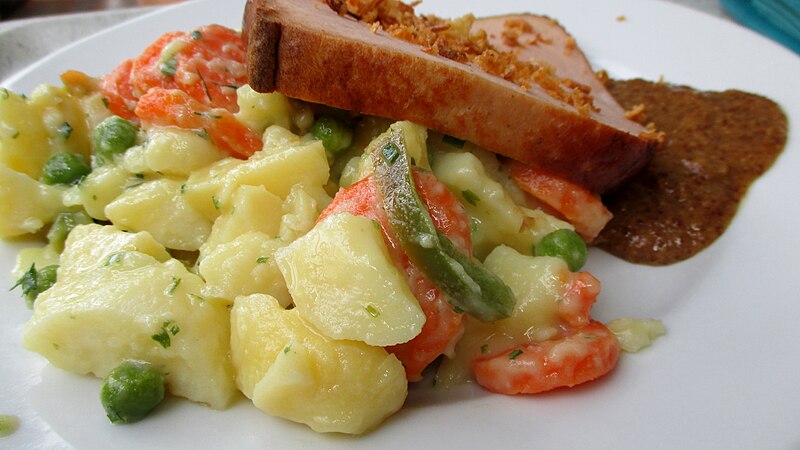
[243,0,658,193]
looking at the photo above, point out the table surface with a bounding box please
[0,0,733,84]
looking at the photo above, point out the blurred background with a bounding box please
[1,0,182,19]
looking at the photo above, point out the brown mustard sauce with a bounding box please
[595,79,788,265]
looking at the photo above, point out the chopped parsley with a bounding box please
[166,276,181,295]
[197,69,212,102]
[195,128,210,140]
[283,345,291,354]
[11,264,58,308]
[151,320,180,348]
[160,57,178,77]
[381,142,400,164]
[461,189,480,206]
[188,293,206,304]
[256,257,270,264]
[194,111,222,119]
[508,349,524,360]
[212,195,221,210]
[365,304,381,318]
[104,252,125,266]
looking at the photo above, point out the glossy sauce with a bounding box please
[596,79,788,265]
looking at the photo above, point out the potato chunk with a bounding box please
[199,232,290,307]
[276,212,425,346]
[432,151,524,258]
[437,246,570,386]
[0,166,64,238]
[105,178,212,251]
[231,294,407,434]
[23,225,236,409]
[122,127,227,177]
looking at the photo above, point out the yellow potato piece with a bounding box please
[276,212,425,346]
[437,246,570,387]
[0,166,64,238]
[105,178,212,251]
[24,225,236,409]
[199,232,290,307]
[231,294,407,434]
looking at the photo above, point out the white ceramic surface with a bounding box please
[1,0,799,448]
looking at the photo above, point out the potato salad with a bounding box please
[0,24,663,434]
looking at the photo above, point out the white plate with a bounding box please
[2,0,799,448]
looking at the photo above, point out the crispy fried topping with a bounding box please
[324,0,596,113]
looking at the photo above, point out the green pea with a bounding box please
[535,229,588,271]
[41,152,91,185]
[100,360,165,424]
[47,211,93,252]
[11,263,58,308]
[310,116,353,154]
[93,115,138,162]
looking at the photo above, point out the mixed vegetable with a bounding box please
[0,24,664,434]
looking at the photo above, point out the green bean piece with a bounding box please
[100,360,165,424]
[41,152,91,185]
[47,211,93,252]
[11,264,58,308]
[93,115,138,163]
[535,228,588,271]
[372,130,515,322]
[310,116,353,154]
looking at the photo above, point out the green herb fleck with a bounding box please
[58,122,73,140]
[212,195,221,210]
[180,183,187,194]
[381,143,400,164]
[0,88,9,100]
[197,69,212,102]
[166,276,181,295]
[11,264,58,308]
[104,252,125,266]
[365,304,381,317]
[193,111,222,119]
[196,128,210,140]
[188,293,206,304]
[283,346,291,354]
[191,30,203,40]
[53,343,60,350]
[11,130,19,139]
[461,190,480,206]
[161,57,178,77]
[256,257,269,264]
[151,320,179,348]
[151,330,170,348]
[508,349,523,360]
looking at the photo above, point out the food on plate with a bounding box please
[242,0,661,193]
[6,0,786,437]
